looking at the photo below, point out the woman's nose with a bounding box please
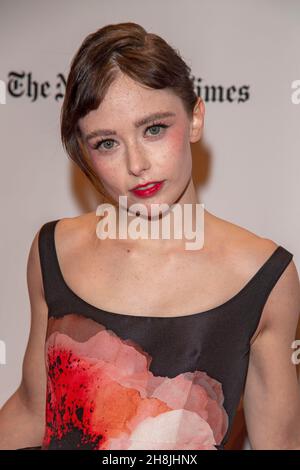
[126,145,151,176]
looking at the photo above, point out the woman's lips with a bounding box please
[130,181,165,198]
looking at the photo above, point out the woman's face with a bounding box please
[78,72,203,214]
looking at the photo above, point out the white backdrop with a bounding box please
[0,0,299,449]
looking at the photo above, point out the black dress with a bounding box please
[33,219,293,450]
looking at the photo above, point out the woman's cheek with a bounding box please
[167,125,189,161]
[87,154,113,188]
[90,153,111,176]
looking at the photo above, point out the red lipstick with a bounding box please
[130,180,165,198]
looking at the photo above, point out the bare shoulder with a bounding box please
[207,209,281,272]
[208,210,300,332]
[54,211,97,254]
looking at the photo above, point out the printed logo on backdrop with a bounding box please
[1,71,251,103]
[2,72,66,102]
[2,72,300,104]
[191,76,250,103]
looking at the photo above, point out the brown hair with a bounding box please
[60,21,198,196]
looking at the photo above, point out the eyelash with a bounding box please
[92,121,170,152]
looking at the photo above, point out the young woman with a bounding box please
[1,21,300,451]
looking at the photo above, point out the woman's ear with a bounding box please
[189,97,205,143]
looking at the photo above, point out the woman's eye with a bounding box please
[146,123,169,136]
[94,139,115,151]
[93,123,169,152]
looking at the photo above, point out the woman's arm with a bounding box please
[0,228,48,449]
[243,258,300,450]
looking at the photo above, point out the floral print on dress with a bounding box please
[42,324,228,450]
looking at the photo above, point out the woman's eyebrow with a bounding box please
[85,111,176,141]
